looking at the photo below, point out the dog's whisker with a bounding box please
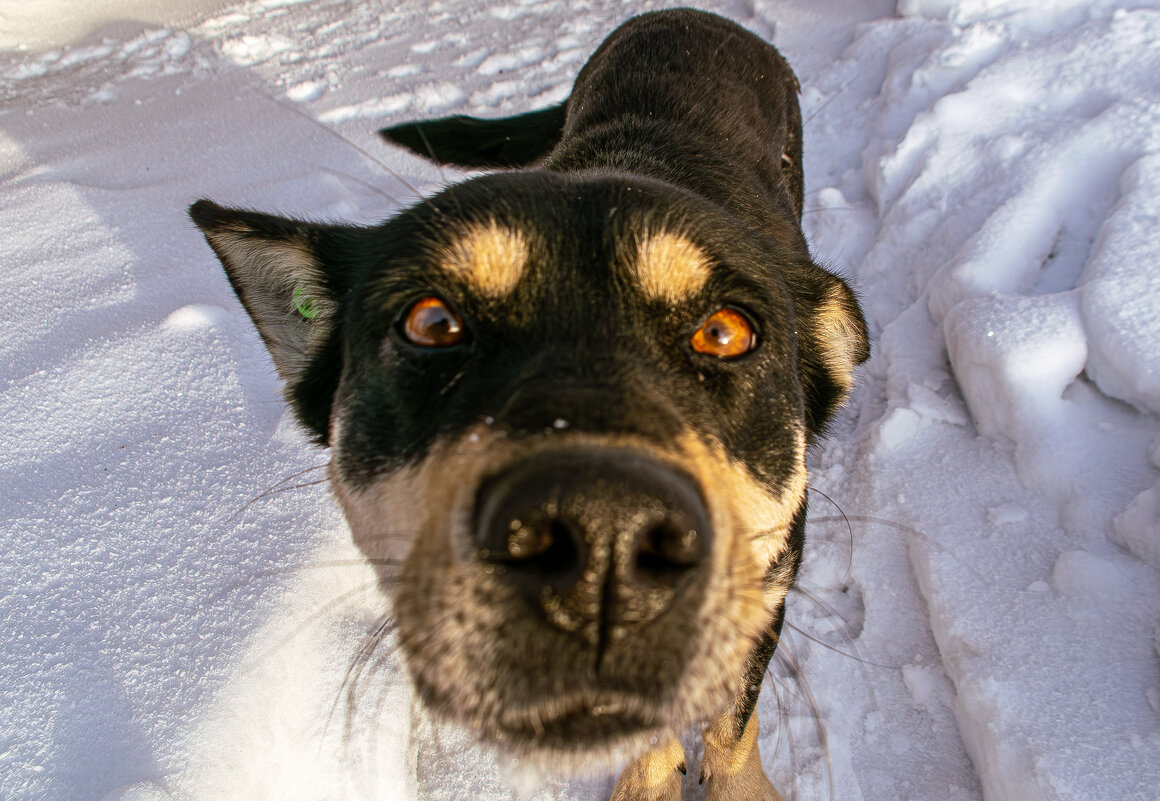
[775,638,835,801]
[808,513,983,580]
[253,557,402,581]
[351,528,419,548]
[411,122,440,164]
[739,526,789,541]
[243,581,385,677]
[245,462,328,492]
[315,164,401,205]
[264,95,424,201]
[768,652,801,799]
[357,627,403,720]
[317,614,400,794]
[765,660,786,764]
[359,641,406,792]
[203,557,401,610]
[782,618,892,672]
[228,463,330,521]
[410,119,458,192]
[438,366,468,397]
[326,611,398,741]
[802,205,858,216]
[348,616,398,693]
[802,69,862,127]
[806,484,855,582]
[787,583,881,665]
[327,612,403,769]
[229,477,328,520]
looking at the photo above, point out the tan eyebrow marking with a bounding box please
[439,222,529,298]
[632,231,712,302]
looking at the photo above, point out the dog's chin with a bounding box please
[480,692,681,769]
[417,666,730,772]
[499,695,659,747]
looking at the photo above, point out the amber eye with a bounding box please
[690,308,756,358]
[401,296,465,347]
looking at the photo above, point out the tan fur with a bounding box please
[701,711,783,801]
[632,231,712,302]
[201,228,334,383]
[609,735,685,801]
[439,221,530,298]
[814,281,865,395]
[691,428,806,615]
[328,419,807,771]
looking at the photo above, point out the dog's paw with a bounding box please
[700,714,783,801]
[609,735,686,801]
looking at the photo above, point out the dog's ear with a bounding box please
[189,199,351,443]
[792,266,870,437]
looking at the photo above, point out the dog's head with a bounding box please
[191,168,866,763]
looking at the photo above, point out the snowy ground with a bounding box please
[3,1,1159,800]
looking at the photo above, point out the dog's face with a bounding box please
[191,168,864,763]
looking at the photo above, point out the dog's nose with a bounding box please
[474,448,712,640]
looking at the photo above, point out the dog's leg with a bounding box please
[700,627,783,801]
[701,712,782,801]
[609,734,686,801]
[379,103,567,168]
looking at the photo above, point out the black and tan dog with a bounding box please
[190,8,867,800]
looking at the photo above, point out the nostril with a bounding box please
[482,511,582,580]
[504,519,554,560]
[505,517,580,574]
[634,518,708,577]
[541,519,581,574]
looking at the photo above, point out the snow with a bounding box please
[2,1,1158,800]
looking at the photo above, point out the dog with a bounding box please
[189,8,868,800]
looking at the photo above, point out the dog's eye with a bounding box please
[401,296,465,347]
[690,308,756,358]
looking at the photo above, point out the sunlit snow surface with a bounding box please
[2,1,1159,800]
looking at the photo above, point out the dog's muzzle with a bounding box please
[474,447,712,657]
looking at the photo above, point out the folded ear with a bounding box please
[189,199,349,442]
[793,266,870,437]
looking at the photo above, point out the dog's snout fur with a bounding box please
[475,448,712,649]
[497,378,684,442]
